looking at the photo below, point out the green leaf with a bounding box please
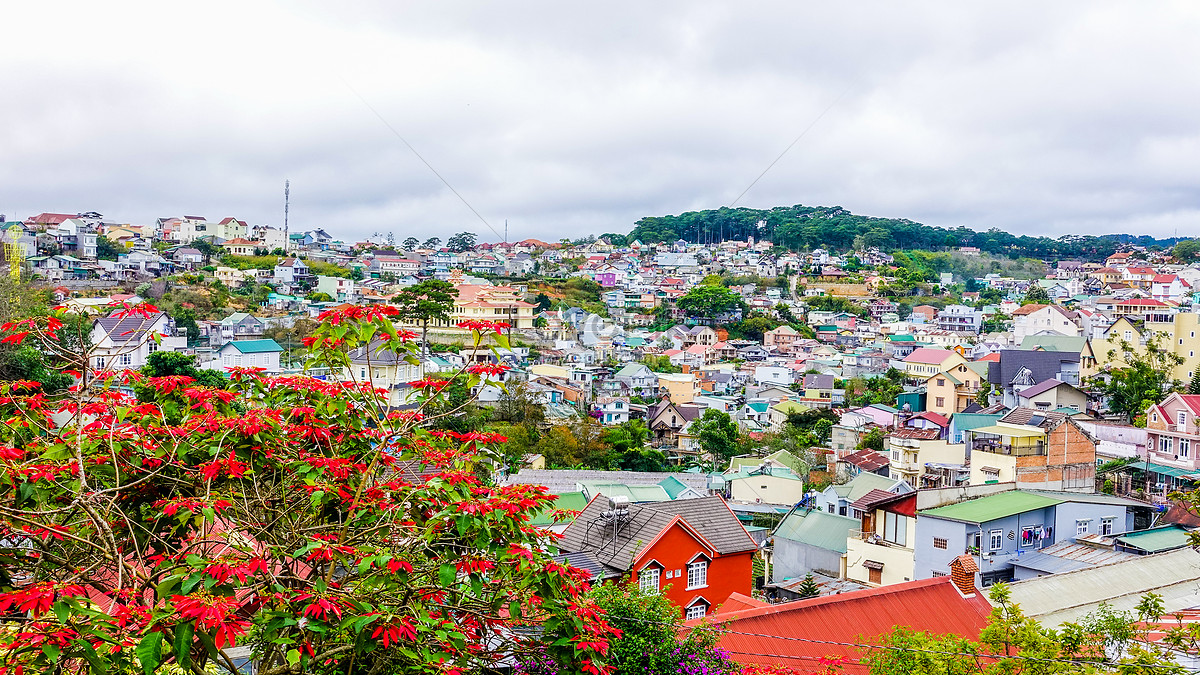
[136,632,164,675]
[173,621,194,669]
[181,574,203,594]
[287,649,301,666]
[439,563,457,587]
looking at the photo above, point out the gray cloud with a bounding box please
[3,0,1199,243]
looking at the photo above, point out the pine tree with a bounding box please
[794,573,820,599]
[1189,371,1200,395]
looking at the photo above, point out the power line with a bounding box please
[607,613,1200,673]
[338,76,504,242]
[729,87,850,209]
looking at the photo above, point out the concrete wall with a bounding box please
[771,539,844,581]
[916,482,1017,510]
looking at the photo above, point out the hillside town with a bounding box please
[6,210,1200,672]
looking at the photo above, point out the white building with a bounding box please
[90,312,187,371]
[205,339,284,373]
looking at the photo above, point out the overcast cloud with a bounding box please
[3,1,1199,243]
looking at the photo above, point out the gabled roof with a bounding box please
[224,339,283,354]
[772,508,859,554]
[903,347,956,364]
[987,350,1080,386]
[697,577,992,673]
[557,495,755,574]
[94,312,167,343]
[1016,378,1073,399]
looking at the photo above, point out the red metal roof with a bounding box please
[694,577,992,673]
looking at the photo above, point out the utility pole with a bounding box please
[284,179,290,249]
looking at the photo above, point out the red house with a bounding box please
[557,495,757,620]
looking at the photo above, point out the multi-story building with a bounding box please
[964,408,1096,491]
[935,304,984,334]
[1143,393,1200,497]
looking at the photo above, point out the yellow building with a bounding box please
[656,373,698,404]
[1093,313,1200,383]
[845,490,916,586]
[395,282,536,334]
[923,361,989,417]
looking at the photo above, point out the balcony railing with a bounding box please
[971,440,1046,456]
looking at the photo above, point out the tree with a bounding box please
[1189,371,1200,396]
[675,285,745,319]
[193,238,219,265]
[401,237,419,251]
[1023,284,1050,305]
[393,279,459,365]
[857,427,886,452]
[793,573,820,599]
[533,292,552,312]
[519,583,738,675]
[0,305,617,675]
[1091,332,1184,422]
[422,236,442,249]
[493,379,547,427]
[138,349,228,393]
[96,235,123,261]
[446,231,477,253]
[693,408,741,467]
[976,382,993,407]
[1172,239,1200,263]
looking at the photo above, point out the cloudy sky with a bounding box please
[4,1,1199,243]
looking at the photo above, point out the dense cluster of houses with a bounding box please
[15,212,1200,669]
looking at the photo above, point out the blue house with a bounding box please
[913,490,1138,587]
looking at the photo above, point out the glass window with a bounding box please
[1180,411,1188,427]
[1100,518,1114,536]
[989,529,1003,551]
[883,512,908,547]
[639,568,660,593]
[1162,437,1174,454]
[685,604,706,621]
[687,561,708,589]
[1076,519,1090,535]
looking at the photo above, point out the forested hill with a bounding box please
[605,205,1179,261]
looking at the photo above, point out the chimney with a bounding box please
[948,554,979,596]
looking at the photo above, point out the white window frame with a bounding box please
[1076,519,1090,536]
[1182,439,1191,459]
[1100,518,1115,536]
[1180,411,1189,427]
[686,560,708,590]
[639,567,660,593]
[989,529,1003,551]
[685,604,706,621]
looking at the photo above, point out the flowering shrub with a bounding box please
[0,304,616,674]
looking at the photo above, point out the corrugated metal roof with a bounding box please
[697,577,992,673]
[1005,548,1200,626]
[773,509,859,554]
[1115,525,1192,554]
[529,491,588,526]
[919,491,1062,524]
[831,472,905,502]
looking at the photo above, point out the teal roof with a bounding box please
[951,413,1005,431]
[869,404,899,414]
[889,335,916,342]
[226,339,283,354]
[529,491,588,526]
[1115,525,1192,554]
[727,466,803,482]
[728,450,807,475]
[657,475,692,499]
[1126,461,1199,480]
[920,491,1063,524]
[832,472,899,501]
[747,401,769,413]
[773,509,860,553]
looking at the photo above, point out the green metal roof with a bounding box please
[227,339,283,353]
[951,413,1005,431]
[832,472,898,501]
[773,509,860,553]
[747,401,769,413]
[727,466,804,482]
[657,475,691,499]
[529,491,588,526]
[1115,525,1192,554]
[920,491,1063,524]
[1020,335,1088,353]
